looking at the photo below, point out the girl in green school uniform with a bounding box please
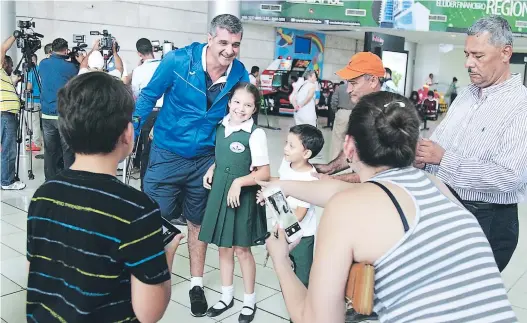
[199,82,270,323]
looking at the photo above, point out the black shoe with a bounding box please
[189,286,208,317]
[238,305,257,323]
[206,299,234,317]
[345,309,378,323]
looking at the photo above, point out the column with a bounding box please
[207,0,240,23]
[1,0,17,63]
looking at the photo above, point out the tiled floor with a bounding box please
[1,115,526,322]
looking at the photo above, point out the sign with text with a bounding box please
[241,0,527,34]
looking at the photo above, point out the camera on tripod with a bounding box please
[13,20,43,57]
[90,29,119,60]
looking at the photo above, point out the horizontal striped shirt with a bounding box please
[27,169,170,322]
[0,68,20,113]
[372,167,517,323]
[426,73,527,204]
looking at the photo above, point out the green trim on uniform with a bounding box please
[199,123,267,248]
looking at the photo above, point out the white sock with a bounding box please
[190,277,203,289]
[213,285,234,310]
[241,292,256,315]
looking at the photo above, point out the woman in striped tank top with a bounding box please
[262,92,517,323]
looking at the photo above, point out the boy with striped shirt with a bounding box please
[26,72,183,322]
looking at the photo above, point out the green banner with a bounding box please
[240,0,527,34]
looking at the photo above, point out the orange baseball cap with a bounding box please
[336,52,385,80]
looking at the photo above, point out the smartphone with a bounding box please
[263,186,303,243]
[162,217,181,246]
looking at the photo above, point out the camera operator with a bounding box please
[39,38,79,180]
[131,38,163,189]
[79,39,123,79]
[0,35,26,190]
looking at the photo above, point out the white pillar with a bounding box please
[1,1,17,63]
[207,0,240,24]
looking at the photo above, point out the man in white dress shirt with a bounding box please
[416,16,527,272]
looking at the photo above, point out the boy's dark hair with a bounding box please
[250,66,259,74]
[347,92,419,168]
[44,43,52,55]
[427,90,434,96]
[453,77,458,82]
[385,68,392,76]
[289,124,324,159]
[136,38,153,55]
[291,75,298,83]
[230,82,261,112]
[32,53,38,61]
[51,38,68,52]
[57,72,134,154]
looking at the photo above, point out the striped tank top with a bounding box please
[370,167,517,323]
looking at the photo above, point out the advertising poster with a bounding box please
[275,27,326,77]
[381,51,408,95]
[241,0,527,34]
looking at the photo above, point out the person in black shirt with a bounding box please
[26,72,184,322]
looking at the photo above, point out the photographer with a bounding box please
[79,39,123,79]
[39,38,79,180]
[0,35,26,190]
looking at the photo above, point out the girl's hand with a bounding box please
[227,179,242,208]
[203,167,214,190]
[255,179,276,205]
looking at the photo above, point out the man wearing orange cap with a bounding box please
[314,52,385,183]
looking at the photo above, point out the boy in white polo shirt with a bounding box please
[277,124,324,287]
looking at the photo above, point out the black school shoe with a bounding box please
[206,300,234,317]
[238,305,257,323]
[189,286,208,317]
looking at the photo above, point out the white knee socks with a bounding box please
[241,292,256,315]
[213,285,234,310]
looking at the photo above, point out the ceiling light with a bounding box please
[451,34,456,37]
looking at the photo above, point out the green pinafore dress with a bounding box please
[199,123,267,248]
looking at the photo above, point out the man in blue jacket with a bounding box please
[39,38,79,180]
[134,14,249,317]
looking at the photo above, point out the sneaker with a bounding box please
[25,142,41,151]
[1,181,26,190]
[189,286,208,317]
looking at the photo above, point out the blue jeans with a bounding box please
[1,112,18,186]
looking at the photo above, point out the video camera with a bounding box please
[90,29,119,60]
[151,40,177,57]
[13,20,43,57]
[67,35,88,66]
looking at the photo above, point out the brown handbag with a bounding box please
[345,263,375,315]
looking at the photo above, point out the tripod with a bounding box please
[13,54,42,181]
[258,87,281,131]
[122,117,142,185]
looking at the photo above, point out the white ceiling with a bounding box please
[247,21,527,48]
